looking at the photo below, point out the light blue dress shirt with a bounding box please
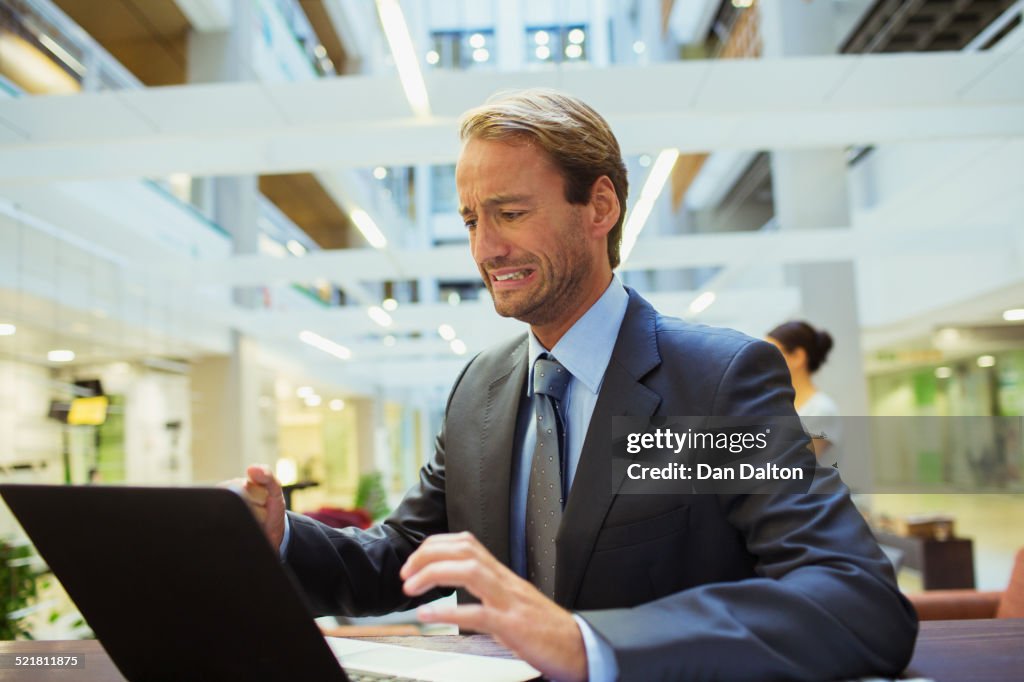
[283,277,628,681]
[509,277,628,682]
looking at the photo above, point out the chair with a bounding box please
[304,506,373,530]
[908,548,1024,620]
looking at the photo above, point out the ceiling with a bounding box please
[50,0,353,252]
[53,0,189,86]
[2,52,1022,181]
[2,4,1022,393]
[842,0,1018,53]
[297,0,348,73]
[259,173,355,250]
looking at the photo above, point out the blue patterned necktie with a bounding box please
[526,355,570,598]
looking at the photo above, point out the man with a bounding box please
[237,89,917,681]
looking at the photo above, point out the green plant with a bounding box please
[355,471,390,521]
[0,540,37,640]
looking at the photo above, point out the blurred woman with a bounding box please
[766,320,840,465]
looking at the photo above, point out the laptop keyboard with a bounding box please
[346,672,425,682]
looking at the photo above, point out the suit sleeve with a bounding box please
[578,339,918,681]
[282,358,477,617]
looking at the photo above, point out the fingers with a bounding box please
[403,558,504,601]
[417,603,490,632]
[243,480,269,505]
[400,531,492,580]
[220,465,286,551]
[246,463,281,494]
[223,476,269,508]
[402,532,515,611]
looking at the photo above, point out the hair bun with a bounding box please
[815,330,834,366]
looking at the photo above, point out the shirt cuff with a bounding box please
[279,514,292,560]
[574,614,618,682]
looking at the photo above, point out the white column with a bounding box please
[186,2,272,482]
[589,0,611,67]
[496,0,525,70]
[761,0,870,489]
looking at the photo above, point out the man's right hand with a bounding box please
[222,464,286,552]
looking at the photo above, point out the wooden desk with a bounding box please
[1,619,1021,681]
[904,619,1024,682]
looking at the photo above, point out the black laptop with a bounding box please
[0,484,538,682]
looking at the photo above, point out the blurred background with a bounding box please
[0,0,1021,639]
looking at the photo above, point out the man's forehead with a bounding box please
[456,137,557,188]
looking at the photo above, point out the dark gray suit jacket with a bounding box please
[285,289,918,680]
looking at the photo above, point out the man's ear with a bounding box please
[587,176,620,239]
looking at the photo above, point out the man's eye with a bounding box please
[501,212,524,221]
[464,219,477,230]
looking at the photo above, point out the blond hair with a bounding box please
[458,89,629,269]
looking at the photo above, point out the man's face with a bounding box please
[456,137,598,329]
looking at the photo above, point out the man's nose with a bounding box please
[471,216,510,264]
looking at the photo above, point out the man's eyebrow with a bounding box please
[459,195,530,217]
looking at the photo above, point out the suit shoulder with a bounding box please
[473,332,528,367]
[449,332,527,392]
[653,315,767,365]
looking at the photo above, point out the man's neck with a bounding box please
[530,273,614,350]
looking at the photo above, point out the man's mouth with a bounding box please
[494,270,531,282]
[488,267,537,289]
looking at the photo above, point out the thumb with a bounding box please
[247,463,279,489]
[246,463,286,550]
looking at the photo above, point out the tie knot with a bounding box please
[534,356,570,402]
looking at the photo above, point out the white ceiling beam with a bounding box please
[1,53,1021,182]
[243,287,800,344]
[181,224,1019,287]
[174,0,233,32]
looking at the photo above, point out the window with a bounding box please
[427,30,495,70]
[526,25,588,65]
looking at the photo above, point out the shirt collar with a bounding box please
[527,277,629,397]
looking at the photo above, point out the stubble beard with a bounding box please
[484,217,594,328]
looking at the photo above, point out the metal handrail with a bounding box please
[14,0,142,90]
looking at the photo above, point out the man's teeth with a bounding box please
[495,270,529,282]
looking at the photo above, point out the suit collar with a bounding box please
[475,335,528,568]
[555,288,663,606]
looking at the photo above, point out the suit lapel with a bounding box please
[555,290,662,607]
[476,338,528,568]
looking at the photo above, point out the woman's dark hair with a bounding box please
[767,321,834,373]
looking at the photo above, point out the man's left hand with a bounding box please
[400,531,587,682]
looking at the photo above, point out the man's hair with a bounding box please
[458,88,629,269]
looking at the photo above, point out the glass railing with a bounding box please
[263,0,337,77]
[4,0,363,310]
[12,0,142,91]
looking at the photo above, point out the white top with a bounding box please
[798,391,839,418]
[798,391,842,466]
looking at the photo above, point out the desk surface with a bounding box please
[0,618,1020,681]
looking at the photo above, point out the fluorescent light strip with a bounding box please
[1003,308,1024,321]
[688,291,716,315]
[375,0,431,118]
[299,330,352,360]
[350,209,388,249]
[47,349,75,363]
[367,305,393,327]
[620,148,679,263]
